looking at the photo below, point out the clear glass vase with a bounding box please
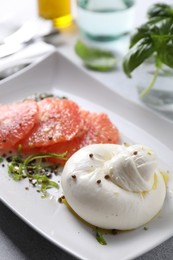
[135,59,173,121]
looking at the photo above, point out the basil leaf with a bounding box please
[84,57,116,72]
[123,3,173,95]
[151,19,173,68]
[75,39,114,60]
[159,43,173,68]
[147,3,173,19]
[123,40,155,77]
[75,40,116,71]
[129,24,151,48]
[156,18,173,36]
[147,4,173,25]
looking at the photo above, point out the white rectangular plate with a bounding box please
[0,51,173,260]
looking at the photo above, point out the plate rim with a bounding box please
[0,50,173,260]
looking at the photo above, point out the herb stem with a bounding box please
[23,152,67,167]
[140,63,161,97]
[7,151,67,195]
[95,229,107,245]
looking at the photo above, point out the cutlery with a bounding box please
[0,19,59,59]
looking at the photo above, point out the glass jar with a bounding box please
[134,59,173,121]
[76,0,136,42]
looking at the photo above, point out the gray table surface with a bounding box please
[0,200,173,260]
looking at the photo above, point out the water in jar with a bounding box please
[77,0,136,41]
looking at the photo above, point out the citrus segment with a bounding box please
[79,110,119,147]
[21,98,84,149]
[0,100,38,150]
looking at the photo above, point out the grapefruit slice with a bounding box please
[38,110,119,165]
[0,100,38,150]
[21,98,84,149]
[79,110,119,147]
[34,137,82,165]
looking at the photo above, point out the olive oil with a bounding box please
[38,0,72,28]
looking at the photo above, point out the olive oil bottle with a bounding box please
[38,0,72,29]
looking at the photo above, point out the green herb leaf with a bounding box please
[123,39,155,77]
[159,43,173,68]
[75,40,116,71]
[123,3,173,95]
[147,3,173,20]
[153,19,173,68]
[0,156,4,163]
[96,230,107,245]
[129,24,151,48]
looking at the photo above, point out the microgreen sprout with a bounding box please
[95,228,107,245]
[7,151,67,197]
